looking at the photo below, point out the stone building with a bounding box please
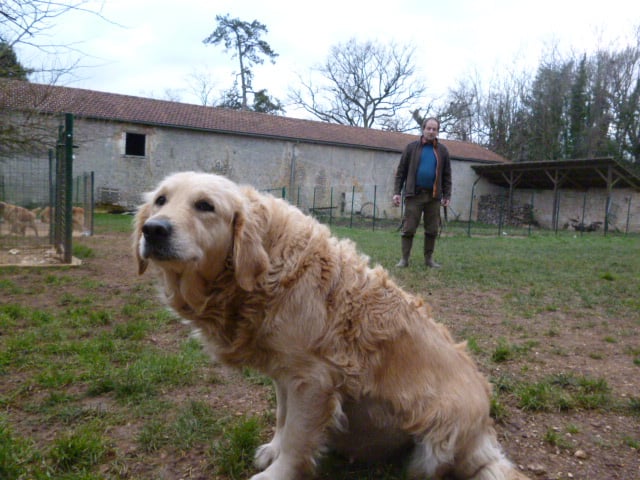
[0,80,505,221]
[1,79,639,231]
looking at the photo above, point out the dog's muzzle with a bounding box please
[141,218,176,260]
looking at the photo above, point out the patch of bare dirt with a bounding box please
[0,246,82,266]
[0,219,88,266]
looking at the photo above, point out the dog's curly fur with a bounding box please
[133,172,530,480]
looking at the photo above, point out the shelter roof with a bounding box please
[472,157,640,191]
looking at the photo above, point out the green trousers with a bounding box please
[399,191,440,260]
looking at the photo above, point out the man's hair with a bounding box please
[422,117,440,130]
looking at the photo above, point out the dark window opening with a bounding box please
[125,132,146,156]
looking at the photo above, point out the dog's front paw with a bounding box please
[249,473,270,480]
[254,442,279,469]
[250,458,296,480]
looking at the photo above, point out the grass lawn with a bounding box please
[1,217,638,479]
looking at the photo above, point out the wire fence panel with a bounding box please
[260,183,636,237]
[284,184,399,231]
[0,157,51,249]
[1,165,94,259]
[1,114,94,265]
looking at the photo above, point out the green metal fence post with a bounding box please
[528,191,534,236]
[48,149,55,240]
[312,186,317,214]
[90,172,95,235]
[554,190,562,234]
[468,178,480,237]
[372,185,377,231]
[580,191,587,237]
[329,187,333,226]
[497,194,504,236]
[54,124,64,251]
[604,196,611,236]
[625,196,631,234]
[349,185,355,228]
[63,113,74,263]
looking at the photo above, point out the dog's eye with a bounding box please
[194,200,215,212]
[155,195,167,206]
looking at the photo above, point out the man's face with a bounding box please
[423,119,439,141]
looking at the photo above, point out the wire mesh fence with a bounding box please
[0,114,94,265]
[0,157,51,249]
[267,184,401,231]
[0,164,94,264]
[261,184,636,237]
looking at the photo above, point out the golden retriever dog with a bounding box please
[38,206,86,232]
[133,172,530,480]
[0,201,39,236]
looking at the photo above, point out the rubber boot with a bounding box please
[424,234,441,268]
[396,236,413,267]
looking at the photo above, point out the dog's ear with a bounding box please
[232,205,268,291]
[133,203,151,275]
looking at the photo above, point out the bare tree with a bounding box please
[0,81,63,158]
[2,1,89,48]
[186,68,218,106]
[1,1,113,81]
[0,0,110,159]
[436,74,484,142]
[289,38,426,130]
[417,26,640,164]
[606,28,640,162]
[435,39,640,164]
[483,71,531,161]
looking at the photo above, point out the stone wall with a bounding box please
[72,119,400,214]
[2,115,638,232]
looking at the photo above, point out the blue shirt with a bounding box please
[416,144,436,189]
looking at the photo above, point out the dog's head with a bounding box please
[134,172,269,291]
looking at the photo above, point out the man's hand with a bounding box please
[441,198,451,207]
[392,194,401,207]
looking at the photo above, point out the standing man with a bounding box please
[393,117,451,268]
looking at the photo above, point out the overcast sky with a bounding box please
[16,0,640,121]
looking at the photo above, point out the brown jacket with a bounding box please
[394,137,452,200]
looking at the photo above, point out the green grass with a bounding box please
[49,424,109,473]
[86,339,210,401]
[516,373,612,412]
[72,244,95,259]
[0,416,25,480]
[93,211,135,233]
[544,427,573,450]
[212,416,264,478]
[138,400,226,453]
[334,227,640,319]
[1,226,639,479]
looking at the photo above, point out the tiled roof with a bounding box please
[1,79,508,163]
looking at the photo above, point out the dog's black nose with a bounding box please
[142,218,172,244]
